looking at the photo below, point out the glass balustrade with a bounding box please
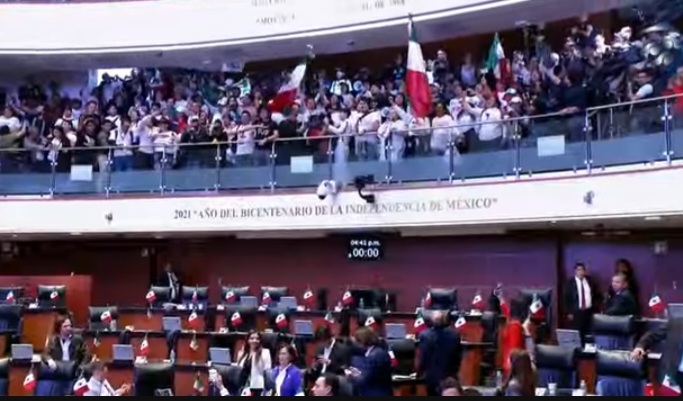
[588,96,670,169]
[0,94,677,197]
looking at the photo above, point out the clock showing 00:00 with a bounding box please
[347,236,384,261]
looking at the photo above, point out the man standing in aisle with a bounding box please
[418,310,462,396]
[563,262,601,345]
[156,262,181,303]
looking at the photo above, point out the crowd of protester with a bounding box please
[0,15,676,175]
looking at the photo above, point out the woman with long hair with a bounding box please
[236,331,272,396]
[502,349,536,396]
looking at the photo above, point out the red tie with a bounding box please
[579,279,587,310]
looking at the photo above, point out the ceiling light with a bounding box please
[644,216,663,221]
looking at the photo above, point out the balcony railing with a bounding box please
[0,94,680,197]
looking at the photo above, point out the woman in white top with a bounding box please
[430,102,457,156]
[150,117,179,169]
[378,108,408,162]
[464,95,507,152]
[237,331,272,396]
[84,361,131,396]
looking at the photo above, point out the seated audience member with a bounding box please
[208,373,230,396]
[418,310,462,396]
[500,349,536,396]
[84,361,131,396]
[271,344,304,396]
[44,315,90,367]
[604,273,638,316]
[439,377,464,396]
[236,331,272,396]
[346,327,393,396]
[311,373,340,396]
[612,259,641,313]
[308,326,350,380]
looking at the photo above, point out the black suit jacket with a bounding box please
[637,317,683,382]
[604,289,638,316]
[309,339,351,378]
[44,334,90,366]
[417,327,462,388]
[562,276,601,314]
[155,272,181,302]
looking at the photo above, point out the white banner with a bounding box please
[0,0,516,52]
[0,167,681,234]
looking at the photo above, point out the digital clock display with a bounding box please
[347,236,384,261]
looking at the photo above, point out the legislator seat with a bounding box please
[35,360,77,396]
[595,350,645,396]
[591,314,636,351]
[534,344,577,388]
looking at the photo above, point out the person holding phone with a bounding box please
[208,369,230,396]
[346,327,393,396]
[84,361,132,396]
[307,326,350,383]
[236,331,272,396]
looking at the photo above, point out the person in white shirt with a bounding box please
[109,117,134,172]
[235,111,256,166]
[464,95,506,152]
[236,331,272,396]
[130,108,155,170]
[378,108,407,162]
[353,99,381,161]
[430,102,457,156]
[0,106,21,133]
[84,361,131,396]
[150,117,179,170]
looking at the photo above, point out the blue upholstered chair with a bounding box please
[534,344,578,388]
[591,314,636,351]
[34,360,77,396]
[0,304,22,332]
[181,286,209,310]
[595,350,646,396]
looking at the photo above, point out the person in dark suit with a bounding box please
[604,273,638,316]
[155,262,181,303]
[418,310,462,396]
[43,315,90,368]
[307,326,350,382]
[311,373,341,396]
[563,262,602,344]
[631,317,683,390]
[346,327,393,397]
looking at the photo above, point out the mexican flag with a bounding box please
[267,48,312,113]
[648,292,665,314]
[193,372,205,394]
[73,377,88,396]
[660,375,681,396]
[485,33,511,83]
[405,20,431,118]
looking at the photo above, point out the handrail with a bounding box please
[585,92,683,113]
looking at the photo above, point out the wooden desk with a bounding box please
[459,342,490,386]
[117,308,164,331]
[83,331,121,362]
[165,310,207,332]
[8,361,33,396]
[21,309,63,352]
[129,332,168,361]
[174,365,209,396]
[392,377,427,396]
[176,332,209,364]
[106,363,134,396]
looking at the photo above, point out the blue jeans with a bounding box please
[113,155,133,172]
